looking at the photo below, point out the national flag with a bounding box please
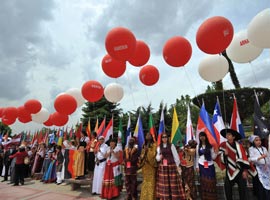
[253,92,270,139]
[0,133,3,143]
[196,103,218,149]
[230,96,245,139]
[212,99,227,144]
[75,123,82,139]
[97,118,106,137]
[185,104,194,144]
[37,130,44,144]
[86,118,91,138]
[31,132,38,146]
[148,113,157,142]
[134,114,144,153]
[57,129,64,146]
[118,117,125,145]
[125,115,131,147]
[157,109,165,145]
[2,133,22,147]
[94,118,99,133]
[102,118,113,143]
[171,107,182,147]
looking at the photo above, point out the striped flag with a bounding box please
[134,114,144,153]
[102,117,113,143]
[97,118,106,137]
[230,96,245,138]
[212,99,226,144]
[125,115,131,147]
[171,107,182,147]
[148,113,157,142]
[86,118,91,138]
[158,108,165,145]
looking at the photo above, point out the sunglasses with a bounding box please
[162,136,168,138]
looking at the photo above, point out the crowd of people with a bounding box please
[0,128,270,200]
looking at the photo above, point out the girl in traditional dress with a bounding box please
[248,135,270,200]
[139,132,157,200]
[101,138,122,200]
[195,131,218,200]
[55,145,64,185]
[31,143,45,175]
[75,130,89,179]
[156,133,186,200]
[87,131,97,180]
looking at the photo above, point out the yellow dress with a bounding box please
[139,142,157,200]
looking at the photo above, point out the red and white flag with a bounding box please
[102,118,113,143]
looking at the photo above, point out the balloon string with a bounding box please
[249,62,259,86]
[124,71,136,107]
[183,67,201,107]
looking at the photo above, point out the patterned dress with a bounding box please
[139,142,157,200]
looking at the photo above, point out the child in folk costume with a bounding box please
[101,138,122,200]
[219,128,250,200]
[195,132,218,200]
[124,137,139,200]
[55,145,64,185]
[248,135,270,200]
[156,133,186,200]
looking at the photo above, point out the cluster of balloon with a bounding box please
[139,65,159,86]
[128,40,150,67]
[104,83,124,103]
[54,94,77,115]
[198,55,229,82]
[1,107,18,125]
[105,27,137,61]
[102,54,126,78]
[81,80,104,102]
[227,30,263,63]
[17,106,31,123]
[196,16,234,54]
[163,36,192,67]
[248,8,270,48]
[24,99,42,114]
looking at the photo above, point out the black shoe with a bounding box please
[56,182,62,185]
[92,193,97,195]
[21,182,24,185]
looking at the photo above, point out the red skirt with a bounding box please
[101,161,120,199]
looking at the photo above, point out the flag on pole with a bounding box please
[253,92,270,139]
[97,118,106,137]
[134,114,144,153]
[157,108,165,145]
[102,118,113,143]
[94,118,99,133]
[125,115,131,147]
[75,123,82,139]
[57,129,64,146]
[185,104,194,144]
[196,103,218,149]
[171,107,182,147]
[86,118,91,138]
[212,99,227,144]
[148,113,157,142]
[118,117,125,145]
[230,96,245,139]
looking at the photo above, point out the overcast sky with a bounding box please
[0,0,269,133]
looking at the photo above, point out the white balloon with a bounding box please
[198,55,229,82]
[227,30,263,63]
[247,8,270,48]
[104,83,124,103]
[66,88,85,107]
[32,107,50,124]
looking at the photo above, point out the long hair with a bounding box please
[198,132,212,161]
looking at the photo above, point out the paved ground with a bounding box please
[0,176,126,200]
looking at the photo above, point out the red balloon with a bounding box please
[101,54,126,78]
[2,117,16,125]
[81,80,104,102]
[0,107,4,118]
[196,16,234,54]
[128,40,150,67]
[139,65,159,86]
[17,106,31,118]
[105,27,137,61]
[54,94,77,115]
[163,36,192,67]
[24,99,42,114]
[18,116,32,123]
[51,112,68,127]
[44,115,53,126]
[2,107,18,120]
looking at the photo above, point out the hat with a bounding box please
[220,128,242,141]
[248,135,259,143]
